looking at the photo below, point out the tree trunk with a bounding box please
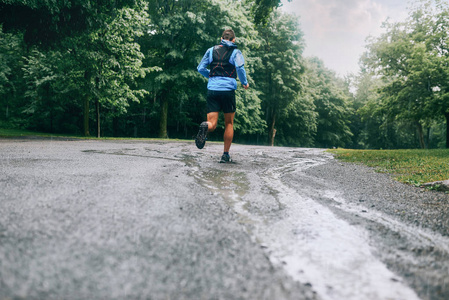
[96,99,100,138]
[444,113,449,148]
[46,84,53,133]
[159,93,169,138]
[83,95,90,137]
[113,116,119,137]
[269,109,277,146]
[50,109,53,133]
[426,127,431,149]
[6,91,10,119]
[416,121,426,149]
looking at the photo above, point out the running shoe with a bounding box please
[195,121,208,149]
[219,153,232,163]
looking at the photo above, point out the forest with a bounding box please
[1,0,449,149]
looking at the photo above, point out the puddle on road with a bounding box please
[81,148,182,162]
[192,168,255,227]
[192,149,422,300]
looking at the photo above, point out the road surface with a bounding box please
[1,138,448,300]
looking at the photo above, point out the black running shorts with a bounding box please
[206,90,236,114]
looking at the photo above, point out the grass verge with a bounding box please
[0,128,197,142]
[328,148,449,187]
[0,128,77,138]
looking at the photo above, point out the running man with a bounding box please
[195,29,249,163]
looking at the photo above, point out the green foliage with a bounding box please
[141,0,266,139]
[360,0,449,148]
[84,5,151,112]
[22,49,71,132]
[234,88,266,135]
[304,57,352,148]
[330,148,449,186]
[251,0,281,25]
[352,71,420,149]
[0,0,147,46]
[214,0,267,138]
[0,25,25,124]
[142,0,226,138]
[0,0,368,146]
[254,11,316,146]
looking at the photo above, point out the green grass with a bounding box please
[0,128,75,138]
[329,148,449,186]
[0,128,195,142]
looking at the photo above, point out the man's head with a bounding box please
[221,29,236,43]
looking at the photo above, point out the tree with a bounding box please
[0,0,146,47]
[254,11,312,146]
[212,0,267,140]
[70,5,152,137]
[251,0,282,25]
[304,57,353,148]
[0,26,25,124]
[22,49,69,132]
[353,70,420,149]
[351,71,386,149]
[143,0,264,139]
[362,0,449,148]
[1,0,152,136]
[143,0,219,138]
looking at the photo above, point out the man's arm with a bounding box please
[236,66,249,89]
[197,48,212,78]
[234,51,249,89]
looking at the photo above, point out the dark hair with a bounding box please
[222,29,236,41]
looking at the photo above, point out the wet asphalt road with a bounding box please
[0,138,448,300]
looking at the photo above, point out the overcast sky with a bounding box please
[280,0,411,77]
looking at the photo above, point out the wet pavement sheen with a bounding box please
[1,139,448,300]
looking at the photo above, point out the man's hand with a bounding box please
[243,83,249,90]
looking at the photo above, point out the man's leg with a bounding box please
[223,112,235,153]
[207,112,219,132]
[195,111,219,150]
